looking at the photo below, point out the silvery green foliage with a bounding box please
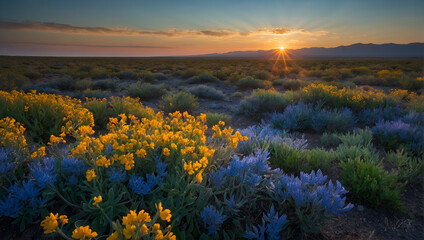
[237,124,307,154]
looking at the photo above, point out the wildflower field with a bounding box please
[0,56,423,240]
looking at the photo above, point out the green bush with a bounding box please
[400,78,423,91]
[84,98,109,129]
[181,69,198,79]
[270,142,334,174]
[232,91,243,98]
[126,82,166,100]
[187,73,218,84]
[336,144,379,163]
[153,72,168,80]
[353,76,386,86]
[320,132,341,148]
[272,78,306,90]
[188,85,225,100]
[0,90,93,143]
[92,78,118,91]
[0,71,30,90]
[139,71,157,83]
[117,70,138,80]
[252,70,272,80]
[49,76,73,91]
[89,67,109,79]
[236,76,265,90]
[205,112,231,127]
[386,150,423,185]
[337,129,373,148]
[109,96,155,119]
[214,69,231,80]
[228,72,242,84]
[351,66,370,75]
[340,158,403,211]
[74,78,92,90]
[158,92,199,113]
[238,89,291,118]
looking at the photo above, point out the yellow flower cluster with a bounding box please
[41,213,97,240]
[72,226,98,239]
[69,110,245,183]
[108,202,175,240]
[301,83,390,109]
[0,90,94,144]
[48,133,67,145]
[212,123,248,149]
[30,146,46,159]
[0,117,27,150]
[388,89,418,102]
[40,213,68,234]
[86,169,96,182]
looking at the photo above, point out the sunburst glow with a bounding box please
[279,46,285,51]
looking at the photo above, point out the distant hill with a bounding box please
[195,43,424,58]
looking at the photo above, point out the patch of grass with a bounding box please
[188,85,225,100]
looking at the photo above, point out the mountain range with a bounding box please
[195,43,424,58]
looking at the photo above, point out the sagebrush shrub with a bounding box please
[205,112,231,127]
[126,82,166,100]
[189,85,225,100]
[159,92,199,113]
[238,89,290,117]
[236,76,265,90]
[188,73,218,84]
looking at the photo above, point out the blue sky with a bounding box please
[0,0,422,56]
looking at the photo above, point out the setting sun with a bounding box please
[279,46,285,51]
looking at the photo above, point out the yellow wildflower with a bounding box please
[72,226,98,239]
[106,232,119,240]
[86,169,96,182]
[93,195,102,205]
[40,213,58,234]
[163,147,170,157]
[156,202,172,222]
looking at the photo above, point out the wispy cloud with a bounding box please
[0,20,328,38]
[0,41,172,48]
